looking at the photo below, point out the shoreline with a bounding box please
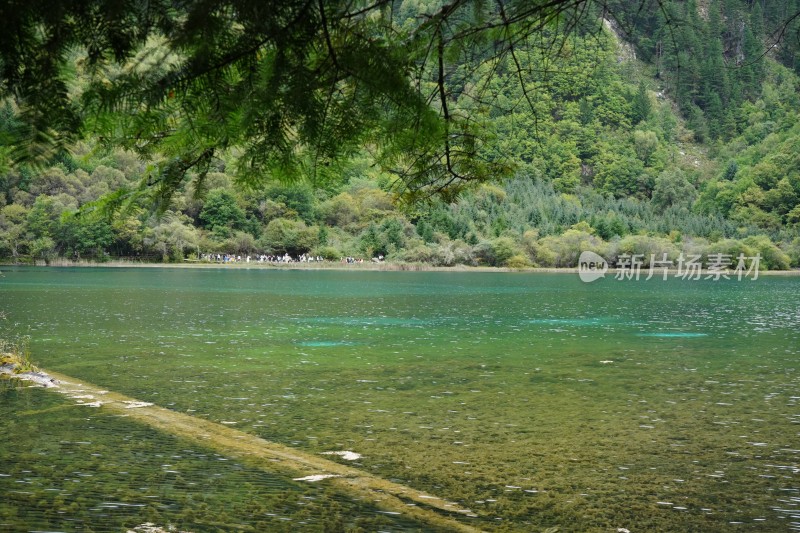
[1,259,799,275]
[1,258,572,273]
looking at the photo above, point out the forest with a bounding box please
[1,0,799,268]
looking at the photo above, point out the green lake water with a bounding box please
[1,266,799,532]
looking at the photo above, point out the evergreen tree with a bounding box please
[632,81,652,124]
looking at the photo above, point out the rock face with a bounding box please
[0,363,59,388]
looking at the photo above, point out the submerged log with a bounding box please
[0,361,59,388]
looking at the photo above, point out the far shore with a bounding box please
[3,258,558,273]
[2,258,799,276]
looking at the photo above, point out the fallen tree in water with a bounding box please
[12,365,483,532]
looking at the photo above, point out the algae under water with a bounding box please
[1,267,799,531]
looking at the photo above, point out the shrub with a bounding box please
[492,237,518,266]
[198,188,247,233]
[473,237,521,267]
[397,244,438,264]
[260,218,317,256]
[743,235,791,270]
[225,231,257,255]
[537,229,609,267]
[506,254,532,268]
[785,238,800,268]
[318,192,359,228]
[438,239,475,266]
[711,239,757,263]
[651,168,696,209]
[314,245,342,261]
[612,234,679,266]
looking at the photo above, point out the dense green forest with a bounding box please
[1,0,799,268]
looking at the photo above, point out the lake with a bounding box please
[1,266,799,532]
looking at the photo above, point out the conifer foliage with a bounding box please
[1,0,618,201]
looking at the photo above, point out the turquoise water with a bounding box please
[1,267,799,531]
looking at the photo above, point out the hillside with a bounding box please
[0,0,799,268]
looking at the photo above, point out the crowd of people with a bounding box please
[197,253,380,264]
[200,253,321,263]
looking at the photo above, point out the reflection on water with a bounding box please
[1,267,800,531]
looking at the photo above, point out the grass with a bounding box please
[0,311,38,374]
[0,336,37,373]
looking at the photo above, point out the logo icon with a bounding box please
[578,251,608,283]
